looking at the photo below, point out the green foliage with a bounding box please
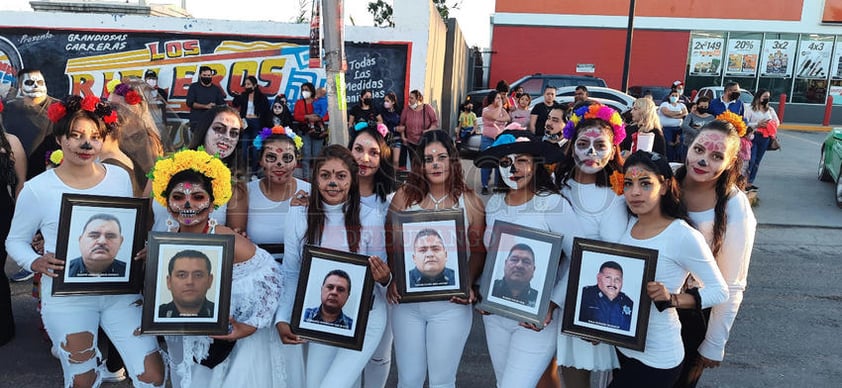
[367,0,461,27]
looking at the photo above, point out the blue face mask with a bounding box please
[669,96,678,103]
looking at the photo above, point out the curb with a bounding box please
[778,123,832,132]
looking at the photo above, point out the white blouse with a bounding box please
[246,178,311,244]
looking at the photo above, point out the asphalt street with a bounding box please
[2,129,841,387]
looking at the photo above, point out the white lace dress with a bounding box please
[166,246,286,388]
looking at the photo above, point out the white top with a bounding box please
[246,99,255,116]
[658,101,685,127]
[562,181,628,243]
[617,219,728,369]
[484,192,582,307]
[687,189,756,361]
[744,106,779,129]
[246,178,311,244]
[275,202,387,324]
[151,198,228,232]
[5,165,133,296]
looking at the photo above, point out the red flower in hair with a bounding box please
[0,99,4,114]
[124,90,142,105]
[103,110,118,124]
[47,102,67,123]
[81,95,99,112]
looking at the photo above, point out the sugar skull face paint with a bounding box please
[574,126,613,174]
[168,182,212,226]
[499,153,534,190]
[20,71,47,99]
[203,111,241,159]
[685,130,735,183]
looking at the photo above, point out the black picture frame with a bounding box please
[290,245,374,351]
[141,232,235,336]
[389,209,470,303]
[561,237,659,351]
[476,220,564,328]
[52,194,149,296]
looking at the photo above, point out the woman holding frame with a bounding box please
[386,130,486,388]
[609,150,728,387]
[673,118,756,387]
[474,129,582,388]
[553,103,630,388]
[275,145,391,388]
[6,95,166,387]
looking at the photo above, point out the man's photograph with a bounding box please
[299,257,366,336]
[63,208,136,283]
[303,269,354,330]
[403,223,460,292]
[491,243,539,308]
[154,245,222,323]
[483,233,554,316]
[578,261,635,331]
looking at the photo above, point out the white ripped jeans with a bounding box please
[482,310,560,388]
[41,278,161,388]
[390,300,473,388]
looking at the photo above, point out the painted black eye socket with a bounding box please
[499,158,513,168]
[281,153,295,163]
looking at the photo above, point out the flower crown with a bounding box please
[715,111,747,137]
[107,79,142,105]
[147,148,233,209]
[563,104,626,145]
[47,95,118,128]
[353,121,389,138]
[253,125,303,150]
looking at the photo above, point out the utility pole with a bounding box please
[322,0,348,146]
[620,0,636,92]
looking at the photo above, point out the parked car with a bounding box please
[627,85,673,102]
[553,86,635,112]
[693,86,754,104]
[818,127,842,207]
[528,95,630,114]
[464,73,607,113]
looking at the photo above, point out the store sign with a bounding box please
[725,39,761,76]
[576,63,595,73]
[689,38,724,76]
[795,38,833,79]
[760,39,797,77]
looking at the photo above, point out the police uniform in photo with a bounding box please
[66,256,127,278]
[491,278,539,307]
[158,299,215,318]
[578,285,634,331]
[408,267,456,288]
[303,306,354,330]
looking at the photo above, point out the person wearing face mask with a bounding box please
[658,89,689,162]
[349,89,384,133]
[396,89,438,169]
[186,65,227,134]
[708,81,745,118]
[667,81,692,106]
[293,82,327,177]
[380,92,402,167]
[475,129,582,388]
[3,68,59,180]
[232,75,272,176]
[143,69,169,129]
[743,89,779,192]
[681,97,716,153]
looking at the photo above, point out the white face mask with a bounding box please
[409,103,419,110]
[21,72,47,99]
[574,127,612,175]
[383,101,393,109]
[499,153,520,190]
[146,79,157,88]
[301,90,312,99]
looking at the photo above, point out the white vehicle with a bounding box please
[693,86,754,104]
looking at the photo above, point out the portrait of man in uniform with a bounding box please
[158,249,216,319]
[579,261,634,331]
[408,228,455,288]
[66,214,126,278]
[491,243,539,307]
[303,269,354,330]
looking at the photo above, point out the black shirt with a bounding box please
[530,102,558,138]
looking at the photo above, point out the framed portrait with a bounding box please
[140,232,235,336]
[561,237,658,351]
[389,209,470,303]
[52,194,149,296]
[290,245,374,351]
[476,220,563,328]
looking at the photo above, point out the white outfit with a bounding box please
[361,192,393,388]
[389,197,473,388]
[166,246,285,388]
[687,189,756,361]
[557,181,629,370]
[5,166,161,387]
[276,203,388,388]
[744,106,779,129]
[244,177,311,388]
[483,192,582,388]
[152,200,227,233]
[657,102,685,128]
[616,219,728,369]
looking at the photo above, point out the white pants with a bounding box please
[390,300,473,388]
[306,293,388,388]
[363,306,393,388]
[482,310,559,388]
[41,287,161,388]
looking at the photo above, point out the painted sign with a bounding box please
[760,39,797,77]
[689,38,724,76]
[725,39,761,76]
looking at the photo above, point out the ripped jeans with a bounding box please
[41,280,162,388]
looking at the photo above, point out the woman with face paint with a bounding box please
[275,145,391,388]
[271,94,294,128]
[347,123,395,388]
[609,151,728,388]
[673,119,756,388]
[387,130,486,388]
[148,149,285,388]
[6,95,167,387]
[474,129,582,388]
[553,103,630,388]
[150,105,249,234]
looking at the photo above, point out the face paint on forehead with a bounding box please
[694,131,728,153]
[625,166,650,179]
[173,182,206,196]
[578,127,605,139]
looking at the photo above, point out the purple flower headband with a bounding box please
[253,125,303,150]
[562,104,626,145]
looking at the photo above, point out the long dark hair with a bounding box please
[675,120,743,256]
[189,105,247,180]
[306,145,362,253]
[555,118,624,188]
[0,119,17,189]
[403,130,470,207]
[348,126,395,202]
[750,88,771,111]
[624,150,690,224]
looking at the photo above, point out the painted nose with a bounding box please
[80,142,93,150]
[184,201,192,209]
[698,159,708,167]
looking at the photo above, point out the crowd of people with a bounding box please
[0,67,759,388]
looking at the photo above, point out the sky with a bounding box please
[0,0,493,48]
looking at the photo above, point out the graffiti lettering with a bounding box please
[18,31,54,45]
[67,34,128,42]
[146,40,201,61]
[65,42,128,51]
